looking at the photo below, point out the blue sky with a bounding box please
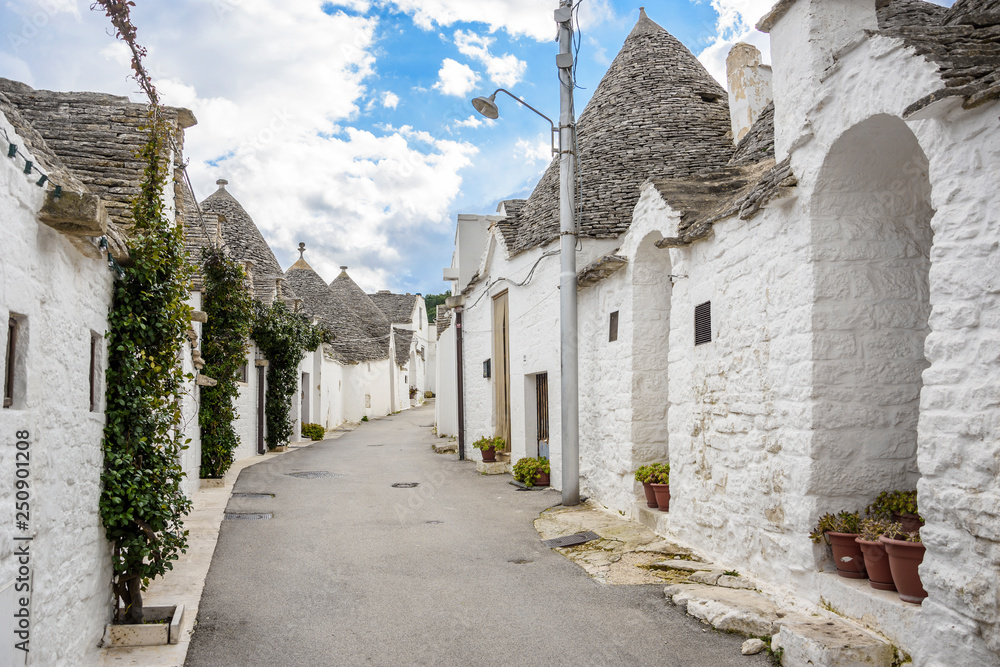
[0,0,952,296]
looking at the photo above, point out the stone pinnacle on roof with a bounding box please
[499,6,735,255]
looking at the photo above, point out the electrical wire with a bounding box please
[463,249,560,312]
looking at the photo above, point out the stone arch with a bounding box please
[630,231,673,498]
[808,114,933,512]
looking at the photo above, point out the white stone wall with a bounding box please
[434,323,457,436]
[319,352,347,429]
[0,111,113,666]
[341,359,392,422]
[180,291,202,498]
[232,344,260,461]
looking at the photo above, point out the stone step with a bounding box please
[476,460,510,475]
[431,441,457,454]
[775,617,896,667]
[634,501,671,535]
[665,584,783,636]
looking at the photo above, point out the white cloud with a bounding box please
[432,58,480,97]
[695,1,776,86]
[381,91,400,108]
[453,29,526,88]
[513,135,551,164]
[371,0,616,42]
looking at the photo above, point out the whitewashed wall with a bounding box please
[319,351,347,429]
[0,111,113,666]
[180,291,202,497]
[342,359,392,422]
[434,323,457,436]
[232,344,261,461]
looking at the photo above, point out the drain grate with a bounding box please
[367,444,383,447]
[541,531,601,549]
[286,471,343,479]
[425,520,443,525]
[232,492,274,499]
[224,512,273,521]
[391,482,419,488]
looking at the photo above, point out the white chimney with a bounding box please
[758,0,879,159]
[726,43,773,145]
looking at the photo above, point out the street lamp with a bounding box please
[470,0,579,507]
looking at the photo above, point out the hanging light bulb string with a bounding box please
[0,124,61,197]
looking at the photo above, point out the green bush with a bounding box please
[865,490,920,522]
[513,457,550,487]
[636,462,669,484]
[301,423,325,441]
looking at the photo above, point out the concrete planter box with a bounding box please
[103,604,184,647]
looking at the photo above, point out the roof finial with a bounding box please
[340,266,348,271]
[639,6,646,18]
[298,242,306,260]
[216,178,228,190]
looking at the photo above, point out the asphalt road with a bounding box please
[185,403,771,667]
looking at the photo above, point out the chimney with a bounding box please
[726,43,773,145]
[758,0,878,159]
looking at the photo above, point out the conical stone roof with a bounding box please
[502,8,734,255]
[200,180,292,302]
[328,269,392,363]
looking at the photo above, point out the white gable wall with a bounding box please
[0,111,113,665]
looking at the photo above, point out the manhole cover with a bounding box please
[286,471,343,479]
[391,482,419,488]
[232,492,275,499]
[541,531,601,549]
[224,512,273,521]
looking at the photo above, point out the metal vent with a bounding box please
[694,301,712,346]
[609,311,619,342]
[286,471,343,479]
[232,492,274,499]
[224,512,272,521]
[541,531,601,548]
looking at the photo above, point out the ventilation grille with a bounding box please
[609,311,619,342]
[224,512,272,521]
[694,301,712,346]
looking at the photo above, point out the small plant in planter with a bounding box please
[855,517,902,591]
[810,511,867,579]
[635,465,657,508]
[472,435,505,462]
[866,489,922,532]
[513,457,550,487]
[880,528,927,604]
[647,463,670,512]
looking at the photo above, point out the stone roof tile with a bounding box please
[500,8,734,255]
[369,291,418,324]
[393,328,414,367]
[326,268,392,363]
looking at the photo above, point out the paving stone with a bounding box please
[742,638,767,655]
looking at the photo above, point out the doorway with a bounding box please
[493,291,511,450]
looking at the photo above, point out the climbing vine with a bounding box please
[251,301,324,450]
[199,248,253,478]
[93,0,192,624]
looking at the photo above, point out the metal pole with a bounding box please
[556,0,579,506]
[455,307,466,461]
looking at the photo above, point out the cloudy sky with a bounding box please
[1,0,951,294]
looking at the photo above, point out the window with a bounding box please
[695,301,712,346]
[90,332,102,412]
[238,362,249,383]
[4,317,16,408]
[609,311,619,342]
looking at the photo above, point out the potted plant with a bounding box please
[634,465,657,508]
[472,435,504,462]
[810,511,867,579]
[648,463,670,512]
[866,489,923,533]
[855,517,900,591]
[513,457,550,487]
[880,530,927,604]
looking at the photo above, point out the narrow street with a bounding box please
[185,403,770,666]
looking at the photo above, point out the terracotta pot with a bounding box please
[880,536,927,604]
[535,471,550,487]
[481,447,496,462]
[893,512,924,534]
[856,537,896,591]
[651,483,670,512]
[826,532,867,579]
[642,482,657,508]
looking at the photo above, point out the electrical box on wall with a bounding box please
[483,359,491,378]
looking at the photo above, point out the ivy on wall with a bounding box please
[93,0,192,625]
[199,248,253,478]
[251,301,323,450]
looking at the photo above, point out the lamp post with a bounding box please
[471,0,579,506]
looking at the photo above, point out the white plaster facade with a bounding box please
[443,2,1000,664]
[0,108,113,667]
